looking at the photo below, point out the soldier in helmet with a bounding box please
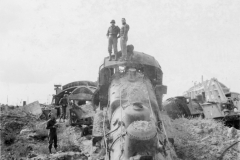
[106,20,120,61]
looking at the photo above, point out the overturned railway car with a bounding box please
[163,78,240,128]
[92,50,177,160]
[162,96,203,119]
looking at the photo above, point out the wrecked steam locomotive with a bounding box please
[92,48,177,160]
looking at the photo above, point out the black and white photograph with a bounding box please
[0,0,240,160]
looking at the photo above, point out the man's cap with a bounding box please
[122,18,126,20]
[110,20,115,23]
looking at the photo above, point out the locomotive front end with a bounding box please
[93,51,177,160]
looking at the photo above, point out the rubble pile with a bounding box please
[58,126,82,152]
[57,125,96,158]
[0,109,36,145]
[1,107,239,160]
[172,117,240,160]
[0,106,94,160]
[0,109,47,159]
[30,125,92,160]
[80,104,95,118]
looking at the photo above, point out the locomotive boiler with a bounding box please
[92,49,177,160]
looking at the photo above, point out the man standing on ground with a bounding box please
[59,94,68,122]
[120,18,130,61]
[46,113,58,154]
[106,20,120,61]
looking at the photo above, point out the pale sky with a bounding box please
[0,0,240,105]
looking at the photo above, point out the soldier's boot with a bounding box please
[109,53,112,61]
[113,53,118,61]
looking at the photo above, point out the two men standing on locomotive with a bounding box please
[106,18,130,61]
[106,20,120,61]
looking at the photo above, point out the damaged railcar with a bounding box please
[51,81,97,126]
[163,78,240,129]
[92,49,177,160]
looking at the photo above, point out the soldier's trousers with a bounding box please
[108,36,118,54]
[60,106,67,120]
[48,134,57,150]
[120,36,128,59]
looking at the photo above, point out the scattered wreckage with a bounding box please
[51,81,97,128]
[163,78,240,129]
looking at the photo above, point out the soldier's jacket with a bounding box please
[59,97,68,106]
[46,119,57,136]
[106,26,120,37]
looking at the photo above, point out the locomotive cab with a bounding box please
[97,51,167,110]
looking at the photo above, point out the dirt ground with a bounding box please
[172,117,240,160]
[0,108,93,160]
[0,108,49,159]
[1,108,239,160]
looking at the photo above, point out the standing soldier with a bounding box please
[120,18,130,61]
[107,20,120,61]
[46,113,58,154]
[59,94,68,122]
